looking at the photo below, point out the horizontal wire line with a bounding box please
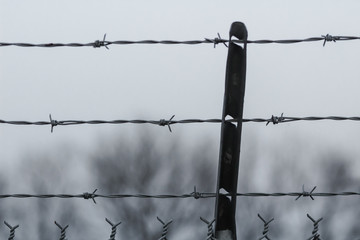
[1,116,360,127]
[1,192,359,200]
[0,35,359,48]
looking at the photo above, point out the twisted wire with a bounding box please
[1,116,360,132]
[0,189,359,201]
[55,221,69,240]
[307,214,323,240]
[4,221,19,240]
[106,218,121,240]
[1,35,359,48]
[157,217,173,240]
[257,214,274,240]
[200,217,216,240]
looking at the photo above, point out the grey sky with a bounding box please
[1,1,360,238]
[1,1,360,161]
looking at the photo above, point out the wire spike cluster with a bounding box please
[1,34,360,48]
[106,218,122,240]
[322,34,338,46]
[83,189,98,204]
[157,217,173,240]
[266,113,284,126]
[257,214,274,240]
[200,217,216,240]
[55,221,69,240]
[306,214,323,240]
[159,115,175,132]
[191,186,203,199]
[4,221,19,240]
[204,33,228,48]
[93,34,110,49]
[296,185,317,201]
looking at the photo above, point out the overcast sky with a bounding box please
[1,1,360,161]
[1,1,360,238]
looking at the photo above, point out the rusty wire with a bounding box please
[0,34,359,48]
[1,115,360,133]
[0,186,359,203]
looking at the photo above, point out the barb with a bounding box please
[157,217,173,240]
[296,185,316,200]
[93,34,110,49]
[322,34,339,46]
[257,214,274,240]
[106,218,122,240]
[205,33,228,48]
[55,221,69,240]
[266,113,284,126]
[4,221,19,240]
[307,214,323,240]
[1,35,359,48]
[191,186,202,199]
[200,217,216,240]
[0,187,360,201]
[49,114,58,133]
[83,189,98,204]
[1,115,360,131]
[159,115,175,132]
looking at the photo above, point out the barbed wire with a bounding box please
[0,186,359,203]
[257,214,274,240]
[2,214,327,240]
[1,115,360,132]
[200,217,216,240]
[157,217,173,240]
[4,221,18,240]
[106,218,121,240]
[0,215,329,240]
[254,214,322,240]
[55,221,68,240]
[306,214,323,240]
[0,34,359,49]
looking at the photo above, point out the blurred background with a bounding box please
[1,1,360,239]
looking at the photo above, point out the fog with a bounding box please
[0,129,359,239]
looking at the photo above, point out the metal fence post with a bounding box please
[214,21,247,240]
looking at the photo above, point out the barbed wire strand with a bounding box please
[1,115,360,132]
[0,34,359,48]
[1,186,359,202]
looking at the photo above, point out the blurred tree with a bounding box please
[2,131,359,239]
[90,132,218,239]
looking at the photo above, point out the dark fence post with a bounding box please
[214,21,247,240]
